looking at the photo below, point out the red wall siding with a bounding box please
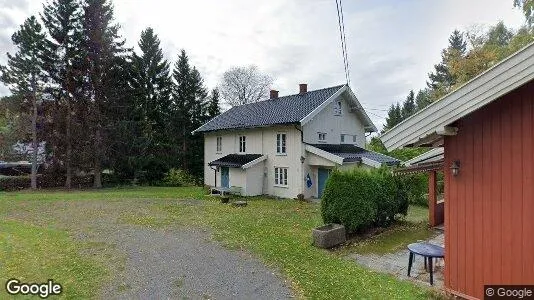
[444,80,534,299]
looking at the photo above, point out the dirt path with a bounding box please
[5,199,293,299]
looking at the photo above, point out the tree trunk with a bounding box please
[182,128,188,170]
[65,100,72,189]
[30,78,38,190]
[93,125,102,188]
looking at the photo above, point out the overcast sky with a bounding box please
[0,0,526,129]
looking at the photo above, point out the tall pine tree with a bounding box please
[0,16,47,189]
[383,102,402,132]
[82,0,127,188]
[121,27,172,182]
[401,90,416,119]
[170,50,208,179]
[41,0,85,188]
[427,29,467,95]
[207,88,221,119]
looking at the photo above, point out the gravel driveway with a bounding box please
[102,226,292,299]
[5,199,293,300]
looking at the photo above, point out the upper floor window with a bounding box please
[334,101,342,116]
[352,135,357,143]
[318,132,326,142]
[239,136,246,153]
[216,136,222,152]
[276,133,287,154]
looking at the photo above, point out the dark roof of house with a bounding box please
[194,85,345,133]
[309,144,401,166]
[208,154,263,168]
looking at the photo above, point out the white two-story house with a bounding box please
[193,84,399,199]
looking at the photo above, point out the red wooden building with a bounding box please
[381,43,534,299]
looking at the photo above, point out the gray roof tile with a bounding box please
[194,85,345,133]
[208,154,263,168]
[308,144,400,166]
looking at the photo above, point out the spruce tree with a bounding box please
[125,27,172,182]
[81,0,127,188]
[0,16,47,189]
[401,90,416,119]
[41,0,85,188]
[171,49,208,178]
[415,89,432,110]
[427,29,467,92]
[207,88,221,119]
[383,102,402,132]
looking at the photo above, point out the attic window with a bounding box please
[239,136,246,153]
[334,101,342,116]
[318,132,326,142]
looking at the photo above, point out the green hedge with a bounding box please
[162,168,197,187]
[400,173,429,207]
[0,174,104,191]
[321,168,409,233]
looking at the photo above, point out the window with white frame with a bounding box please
[276,133,286,154]
[274,167,288,186]
[340,134,345,143]
[216,136,222,152]
[318,132,326,142]
[239,136,246,153]
[352,135,357,143]
[333,101,342,116]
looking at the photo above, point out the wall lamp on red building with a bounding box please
[450,160,461,176]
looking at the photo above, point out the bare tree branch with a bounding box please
[219,65,273,107]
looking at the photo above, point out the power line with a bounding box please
[367,111,386,119]
[339,0,350,86]
[335,0,350,86]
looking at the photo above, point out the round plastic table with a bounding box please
[407,242,444,285]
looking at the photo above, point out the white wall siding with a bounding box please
[302,94,366,147]
[245,162,264,196]
[203,125,303,199]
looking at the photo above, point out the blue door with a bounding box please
[221,167,229,188]
[318,168,331,198]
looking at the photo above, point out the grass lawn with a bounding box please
[0,187,436,299]
[338,205,435,255]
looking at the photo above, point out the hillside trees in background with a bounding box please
[382,20,534,134]
[0,16,48,189]
[219,65,273,107]
[514,0,534,26]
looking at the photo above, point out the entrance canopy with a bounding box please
[208,154,266,169]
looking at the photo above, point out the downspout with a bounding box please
[210,165,217,187]
[294,124,304,197]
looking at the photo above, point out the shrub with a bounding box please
[401,173,428,207]
[162,168,196,187]
[321,168,410,233]
[373,169,398,227]
[321,169,378,232]
[0,175,32,191]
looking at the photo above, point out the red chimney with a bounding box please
[299,83,307,94]
[270,90,279,99]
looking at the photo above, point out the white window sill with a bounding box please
[216,152,222,154]
[276,153,287,156]
[274,184,289,188]
[318,141,326,143]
